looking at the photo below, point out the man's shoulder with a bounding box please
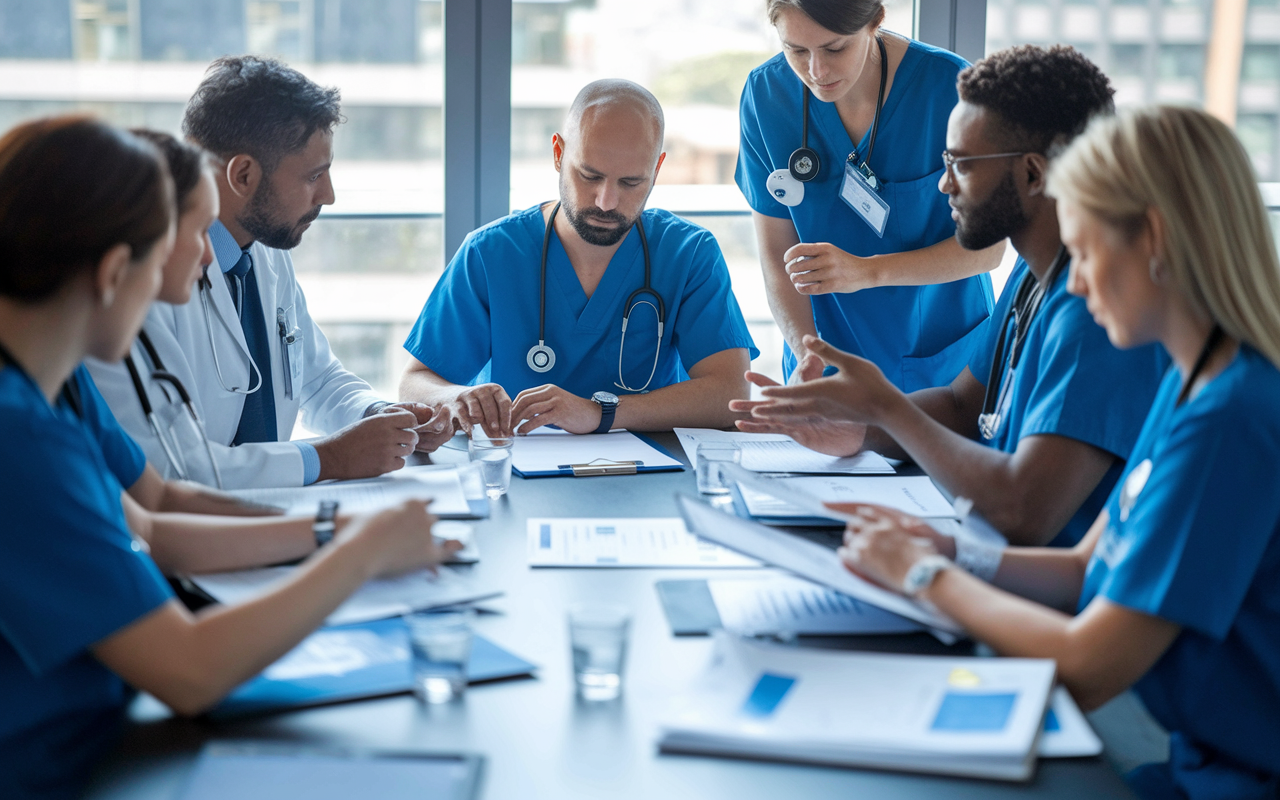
[461,205,543,253]
[643,207,712,242]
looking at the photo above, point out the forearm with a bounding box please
[615,369,749,431]
[399,364,463,407]
[163,537,375,713]
[866,238,1003,287]
[146,514,318,575]
[764,266,817,357]
[876,399,1045,542]
[861,385,976,460]
[157,480,284,517]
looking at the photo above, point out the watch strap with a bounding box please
[902,554,952,597]
[593,396,618,434]
[314,500,339,548]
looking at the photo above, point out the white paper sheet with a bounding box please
[707,574,922,635]
[191,565,501,626]
[674,428,893,474]
[740,476,956,520]
[511,429,681,475]
[677,495,962,636]
[225,466,470,517]
[526,517,762,568]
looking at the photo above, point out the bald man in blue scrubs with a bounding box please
[400,80,758,437]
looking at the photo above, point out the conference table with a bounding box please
[86,433,1140,799]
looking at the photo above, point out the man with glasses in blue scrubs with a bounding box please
[733,46,1168,549]
[400,80,757,437]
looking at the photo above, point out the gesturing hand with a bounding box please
[784,242,881,295]
[379,401,455,453]
[446,383,512,438]
[729,354,868,457]
[340,499,463,579]
[510,385,603,435]
[314,409,420,481]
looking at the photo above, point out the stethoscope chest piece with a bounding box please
[788,146,820,182]
[527,342,556,373]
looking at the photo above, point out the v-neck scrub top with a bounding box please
[737,40,993,391]
[404,206,758,399]
[1080,346,1280,798]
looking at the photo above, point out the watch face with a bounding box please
[593,391,619,405]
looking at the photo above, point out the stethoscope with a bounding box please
[197,266,263,396]
[768,36,888,206]
[123,328,225,489]
[978,247,1070,440]
[526,202,666,393]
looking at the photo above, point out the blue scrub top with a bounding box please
[404,205,759,399]
[70,365,147,490]
[968,258,1169,546]
[0,365,172,800]
[736,40,993,391]
[1080,345,1280,797]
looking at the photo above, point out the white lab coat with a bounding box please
[88,241,382,488]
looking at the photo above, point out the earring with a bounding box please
[1149,257,1165,285]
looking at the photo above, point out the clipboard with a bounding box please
[512,431,684,478]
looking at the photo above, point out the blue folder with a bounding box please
[513,432,685,478]
[212,617,537,719]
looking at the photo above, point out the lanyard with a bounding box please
[979,247,1069,440]
[1176,325,1225,406]
[846,35,889,192]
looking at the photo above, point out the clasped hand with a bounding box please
[784,242,881,295]
[443,383,604,437]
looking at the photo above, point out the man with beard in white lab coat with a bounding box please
[89,55,453,489]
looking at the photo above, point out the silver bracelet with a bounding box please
[954,537,1005,583]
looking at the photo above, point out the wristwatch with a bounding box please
[902,554,952,597]
[314,500,339,549]
[591,391,620,434]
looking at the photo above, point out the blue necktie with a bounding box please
[226,250,278,444]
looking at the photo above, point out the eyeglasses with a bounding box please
[941,150,1027,177]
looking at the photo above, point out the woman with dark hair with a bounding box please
[738,0,1000,389]
[0,116,457,799]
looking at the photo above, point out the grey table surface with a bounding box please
[85,432,1138,799]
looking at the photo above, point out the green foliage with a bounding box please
[653,51,774,107]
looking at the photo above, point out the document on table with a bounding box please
[224,465,470,517]
[191,565,501,627]
[707,574,923,635]
[674,428,893,474]
[677,494,962,637]
[658,633,1056,782]
[511,429,682,476]
[527,518,762,568]
[739,476,956,520]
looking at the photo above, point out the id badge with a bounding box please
[840,161,890,237]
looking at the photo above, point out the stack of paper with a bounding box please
[527,518,761,568]
[658,634,1057,781]
[738,475,956,523]
[707,574,924,636]
[511,429,683,477]
[225,465,470,517]
[674,428,894,474]
[191,565,501,626]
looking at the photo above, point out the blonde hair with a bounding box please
[1047,105,1280,368]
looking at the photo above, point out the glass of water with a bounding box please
[468,436,514,499]
[405,609,474,704]
[568,604,631,701]
[695,442,741,495]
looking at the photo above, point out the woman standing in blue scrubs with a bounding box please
[740,0,1001,388]
[839,107,1280,798]
[0,118,457,800]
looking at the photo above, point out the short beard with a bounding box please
[955,170,1028,251]
[559,173,639,247]
[237,177,321,250]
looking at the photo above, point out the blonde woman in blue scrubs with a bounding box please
[840,107,1280,798]
[739,0,1003,387]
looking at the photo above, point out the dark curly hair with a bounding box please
[957,45,1114,155]
[182,55,342,175]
